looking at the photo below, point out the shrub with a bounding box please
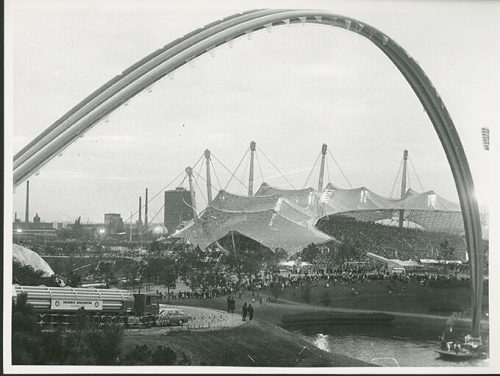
[151,345,177,365]
[120,344,179,365]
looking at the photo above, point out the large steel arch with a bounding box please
[13,9,483,339]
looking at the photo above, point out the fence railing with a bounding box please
[37,311,239,333]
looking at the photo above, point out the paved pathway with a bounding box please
[124,304,246,336]
[159,304,246,328]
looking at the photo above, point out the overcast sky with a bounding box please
[5,0,498,223]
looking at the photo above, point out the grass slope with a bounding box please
[122,320,371,367]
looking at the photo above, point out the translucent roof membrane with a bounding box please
[171,182,466,253]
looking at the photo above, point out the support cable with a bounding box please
[148,203,166,225]
[255,151,265,182]
[196,157,204,178]
[210,159,223,191]
[196,157,207,199]
[123,168,185,223]
[181,196,198,217]
[303,151,321,188]
[194,170,222,196]
[125,152,204,223]
[194,170,247,212]
[408,157,425,192]
[389,158,404,199]
[325,156,332,187]
[213,150,249,191]
[191,153,205,172]
[240,153,250,195]
[407,166,411,190]
[258,147,296,190]
[178,174,187,189]
[327,150,353,188]
[193,173,208,206]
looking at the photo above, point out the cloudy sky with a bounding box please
[5,0,498,223]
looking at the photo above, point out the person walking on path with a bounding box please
[248,304,254,321]
[226,296,231,313]
[242,302,248,321]
[230,297,235,313]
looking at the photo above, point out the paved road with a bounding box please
[124,304,245,336]
[159,304,246,328]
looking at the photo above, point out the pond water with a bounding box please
[291,327,489,367]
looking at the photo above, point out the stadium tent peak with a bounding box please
[171,203,337,254]
[176,182,468,254]
[211,189,283,212]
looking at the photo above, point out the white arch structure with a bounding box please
[12,9,484,339]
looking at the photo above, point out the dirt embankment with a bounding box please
[122,319,372,367]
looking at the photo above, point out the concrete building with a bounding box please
[164,187,195,234]
[13,213,57,241]
[104,213,124,235]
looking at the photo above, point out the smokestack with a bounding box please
[138,196,142,224]
[25,180,30,223]
[145,188,148,227]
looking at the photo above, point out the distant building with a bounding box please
[104,213,124,235]
[164,187,195,234]
[13,213,57,240]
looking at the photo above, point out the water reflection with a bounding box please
[299,332,488,367]
[313,333,330,352]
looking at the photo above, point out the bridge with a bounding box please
[12,9,483,340]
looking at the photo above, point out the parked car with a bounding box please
[157,308,191,326]
[391,267,406,274]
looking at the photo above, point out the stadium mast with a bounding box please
[318,144,327,191]
[399,149,408,228]
[248,141,256,197]
[186,166,198,218]
[204,149,213,204]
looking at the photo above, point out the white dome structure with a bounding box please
[13,243,54,277]
[151,225,168,237]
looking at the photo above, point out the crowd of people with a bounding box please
[317,215,468,261]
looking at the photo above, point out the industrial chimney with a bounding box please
[25,180,30,223]
[138,196,142,225]
[145,188,148,227]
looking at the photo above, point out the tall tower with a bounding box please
[399,150,408,228]
[138,196,142,225]
[204,149,213,204]
[186,167,197,218]
[318,144,327,191]
[145,188,148,227]
[248,141,256,197]
[25,180,30,223]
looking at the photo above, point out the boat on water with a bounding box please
[435,349,487,362]
[436,335,487,362]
